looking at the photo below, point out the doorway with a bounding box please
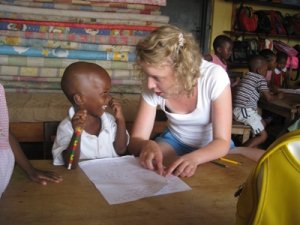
[161,0,212,53]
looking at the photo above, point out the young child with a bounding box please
[52,61,128,169]
[259,49,277,86]
[233,55,284,148]
[0,83,62,197]
[205,35,233,70]
[272,51,289,89]
[204,35,240,89]
[204,35,237,148]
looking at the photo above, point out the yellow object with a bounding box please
[235,129,300,225]
[220,157,242,165]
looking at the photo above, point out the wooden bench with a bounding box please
[10,119,252,159]
[231,120,251,144]
[9,120,169,159]
[9,122,44,143]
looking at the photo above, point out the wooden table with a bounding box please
[258,93,300,123]
[0,155,255,225]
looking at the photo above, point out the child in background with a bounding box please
[52,62,128,169]
[272,51,289,89]
[259,49,277,86]
[259,49,279,125]
[204,35,239,87]
[0,83,62,197]
[233,55,284,148]
[205,35,233,70]
[205,35,236,148]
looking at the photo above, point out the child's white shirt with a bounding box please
[52,107,128,166]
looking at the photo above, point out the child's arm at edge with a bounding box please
[9,132,63,185]
[261,90,284,102]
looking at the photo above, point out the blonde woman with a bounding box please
[128,25,232,177]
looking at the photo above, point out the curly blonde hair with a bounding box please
[135,25,202,95]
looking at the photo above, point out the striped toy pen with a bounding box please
[67,127,83,170]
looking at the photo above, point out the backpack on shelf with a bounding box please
[273,40,298,57]
[268,10,287,35]
[235,129,300,225]
[234,4,258,32]
[273,40,299,81]
[231,40,249,63]
[292,13,300,37]
[231,39,259,63]
[283,14,295,36]
[254,10,272,34]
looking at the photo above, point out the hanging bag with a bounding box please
[292,13,300,37]
[231,40,250,63]
[254,10,272,34]
[273,40,299,81]
[268,10,287,35]
[283,14,295,35]
[235,3,258,32]
[235,129,300,225]
[273,40,298,57]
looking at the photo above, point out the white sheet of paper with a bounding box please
[79,156,191,205]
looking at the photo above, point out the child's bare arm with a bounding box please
[9,132,63,185]
[62,109,86,169]
[109,98,128,155]
[261,90,284,102]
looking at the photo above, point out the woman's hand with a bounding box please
[165,152,198,177]
[139,140,164,176]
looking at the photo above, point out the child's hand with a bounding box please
[71,109,87,130]
[108,98,125,121]
[27,169,63,186]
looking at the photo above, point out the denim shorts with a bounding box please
[156,128,236,155]
[155,128,196,156]
[229,139,236,149]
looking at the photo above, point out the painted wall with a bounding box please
[210,0,232,52]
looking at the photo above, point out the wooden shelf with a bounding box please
[224,30,300,41]
[225,0,300,10]
[224,0,300,40]
[224,0,300,70]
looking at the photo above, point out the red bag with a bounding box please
[236,4,258,32]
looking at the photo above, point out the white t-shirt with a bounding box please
[52,107,128,166]
[142,60,230,148]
